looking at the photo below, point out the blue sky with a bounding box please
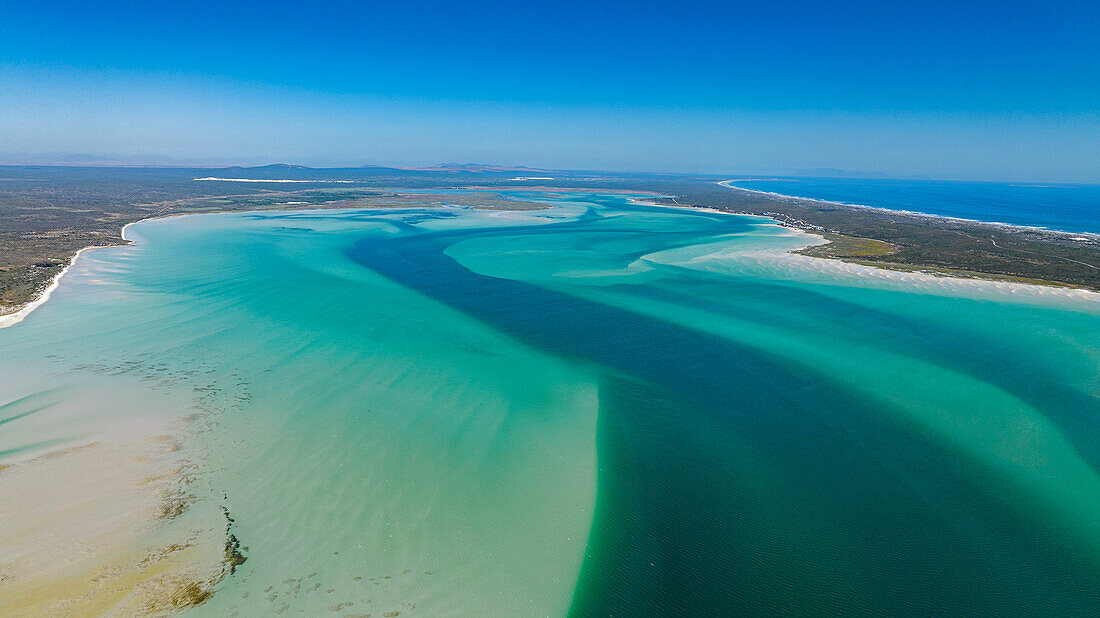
[1,0,1097,180]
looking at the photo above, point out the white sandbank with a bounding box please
[759,232,1100,306]
[0,428,225,614]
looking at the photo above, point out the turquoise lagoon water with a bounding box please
[1,194,1099,615]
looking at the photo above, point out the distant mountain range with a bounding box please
[197,162,562,180]
[0,154,934,181]
[230,163,550,173]
[380,163,551,173]
[0,153,275,167]
[0,155,556,174]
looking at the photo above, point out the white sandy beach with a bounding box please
[761,231,1100,306]
[0,247,89,330]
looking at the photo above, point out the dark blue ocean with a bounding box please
[729,177,1100,235]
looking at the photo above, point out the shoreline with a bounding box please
[0,213,201,329]
[770,233,1100,305]
[0,244,106,330]
[717,180,1100,242]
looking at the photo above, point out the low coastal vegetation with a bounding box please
[794,232,898,259]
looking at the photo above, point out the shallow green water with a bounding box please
[2,194,1098,614]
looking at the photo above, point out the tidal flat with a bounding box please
[1,192,1098,614]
